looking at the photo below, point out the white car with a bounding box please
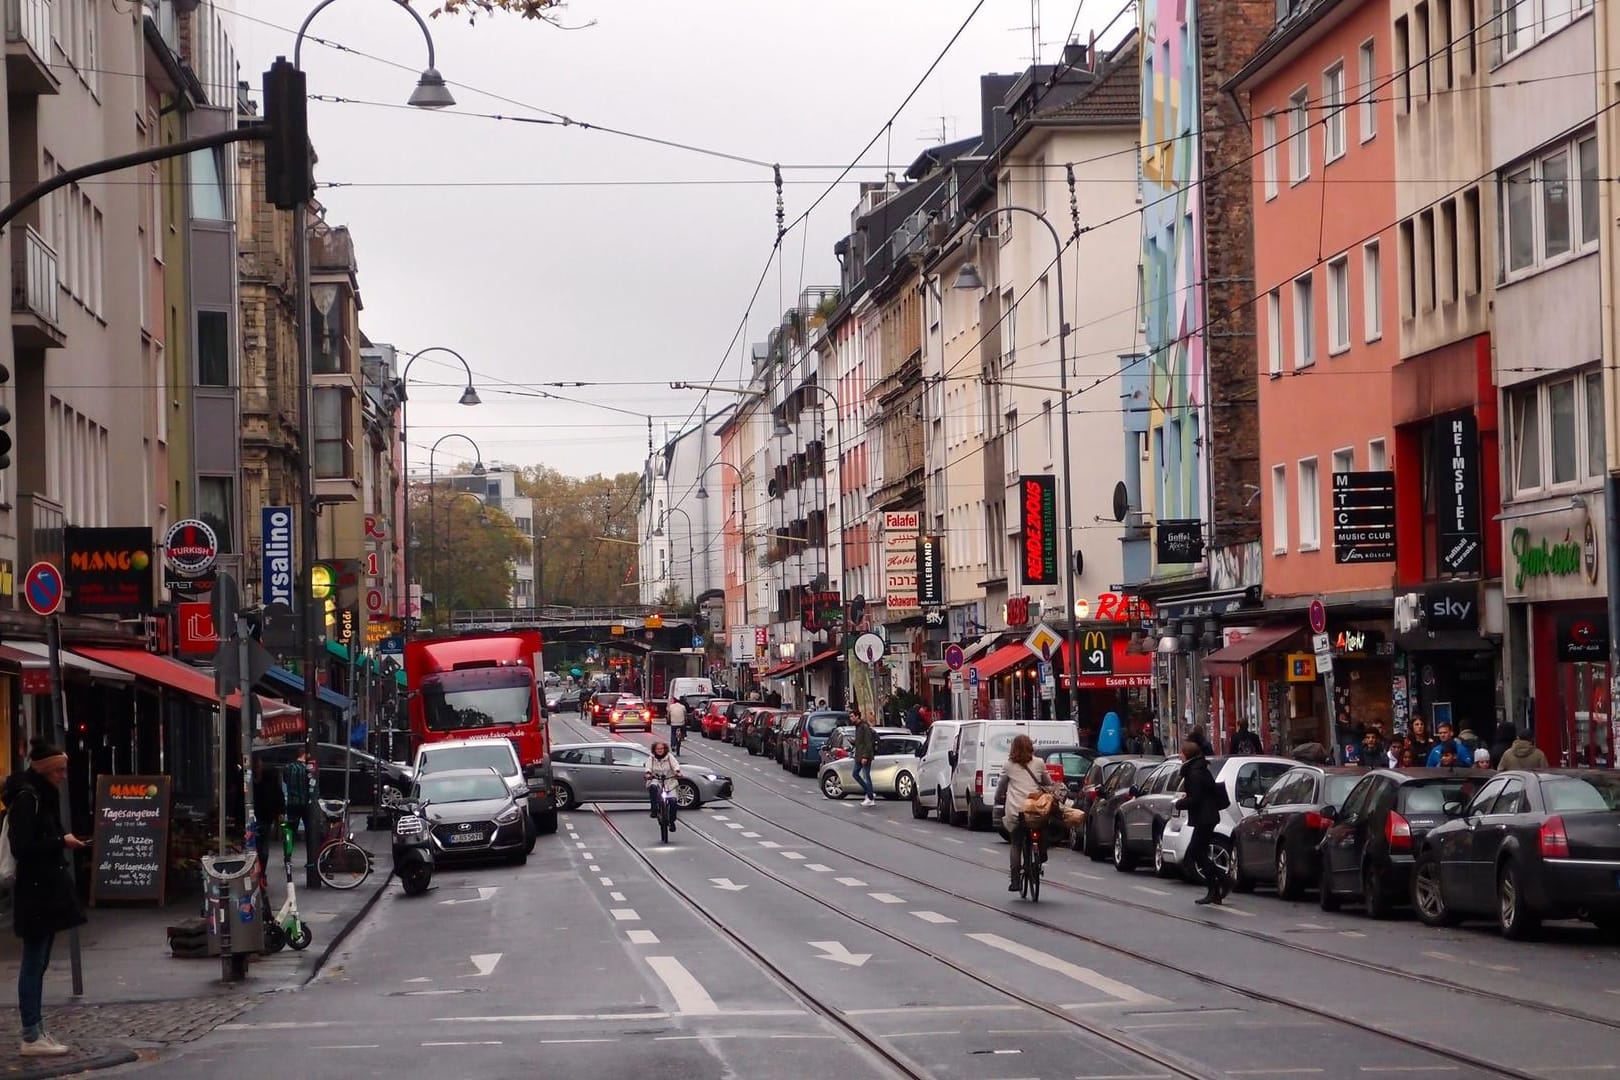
[912,720,964,819]
[1156,755,1297,880]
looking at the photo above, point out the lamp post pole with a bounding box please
[291,0,452,888]
[661,505,697,604]
[426,433,486,629]
[439,491,486,619]
[399,346,481,625]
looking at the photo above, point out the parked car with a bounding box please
[408,767,530,865]
[1082,757,1169,861]
[1230,765,1366,898]
[723,700,767,743]
[1412,769,1620,938]
[412,737,558,845]
[777,713,807,767]
[549,741,733,811]
[1108,759,1190,874]
[1070,755,1161,852]
[913,720,965,821]
[608,695,652,733]
[700,699,736,739]
[946,720,1076,831]
[587,692,623,726]
[820,734,924,800]
[1318,768,1482,918]
[740,708,781,755]
[785,710,849,777]
[762,711,800,762]
[1157,756,1297,881]
[253,742,413,808]
[993,744,1095,839]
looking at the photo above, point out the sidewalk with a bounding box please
[0,820,392,1079]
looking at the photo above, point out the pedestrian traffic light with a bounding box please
[263,57,311,210]
[0,362,11,471]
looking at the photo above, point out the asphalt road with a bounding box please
[120,713,1620,1080]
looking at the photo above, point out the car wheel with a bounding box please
[523,822,537,855]
[895,772,916,801]
[1087,818,1109,862]
[676,780,701,810]
[1411,851,1459,927]
[1112,827,1137,872]
[1318,868,1342,911]
[508,849,528,866]
[553,782,577,812]
[1363,863,1392,919]
[911,790,930,819]
[1229,845,1255,893]
[967,797,990,832]
[821,771,847,800]
[401,867,431,896]
[534,809,559,836]
[1276,845,1304,902]
[1153,828,1176,878]
[1498,860,1540,940]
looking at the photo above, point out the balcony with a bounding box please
[12,226,64,349]
[5,0,58,95]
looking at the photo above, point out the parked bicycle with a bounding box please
[314,799,372,890]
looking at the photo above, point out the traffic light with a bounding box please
[263,57,311,210]
[310,561,337,637]
[0,362,11,471]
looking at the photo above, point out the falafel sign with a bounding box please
[91,775,171,905]
[63,526,155,616]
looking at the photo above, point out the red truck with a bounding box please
[404,630,557,831]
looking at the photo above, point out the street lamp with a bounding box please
[399,346,481,609]
[954,205,1080,729]
[655,505,697,605]
[427,433,486,628]
[437,490,487,619]
[292,0,453,890]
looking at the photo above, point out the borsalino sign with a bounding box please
[1504,507,1603,601]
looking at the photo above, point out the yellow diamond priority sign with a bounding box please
[1023,622,1061,660]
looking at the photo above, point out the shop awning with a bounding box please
[1203,625,1305,678]
[325,639,351,663]
[968,642,1036,682]
[1060,635,1153,689]
[72,647,236,706]
[6,641,133,685]
[262,664,351,709]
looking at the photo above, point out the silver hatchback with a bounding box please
[819,733,924,801]
[549,742,734,811]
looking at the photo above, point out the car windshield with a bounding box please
[1325,774,1363,805]
[421,668,533,732]
[420,745,518,779]
[1043,752,1092,780]
[808,712,848,736]
[1401,780,1472,813]
[417,774,509,803]
[1543,775,1620,812]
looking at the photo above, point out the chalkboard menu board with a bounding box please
[91,775,171,905]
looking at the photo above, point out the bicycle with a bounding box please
[648,782,676,844]
[1019,818,1045,902]
[314,799,373,890]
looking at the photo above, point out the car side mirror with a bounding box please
[914,744,926,758]
[1320,805,1338,821]
[1239,794,1260,810]
[1443,800,1463,817]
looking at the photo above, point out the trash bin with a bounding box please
[202,853,262,977]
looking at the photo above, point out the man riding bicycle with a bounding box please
[994,734,1057,892]
[668,697,688,755]
[644,741,683,832]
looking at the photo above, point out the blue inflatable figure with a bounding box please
[1097,710,1124,755]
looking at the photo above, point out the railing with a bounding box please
[5,0,49,59]
[12,225,58,325]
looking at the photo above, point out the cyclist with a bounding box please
[668,696,688,755]
[644,741,683,833]
[995,734,1057,892]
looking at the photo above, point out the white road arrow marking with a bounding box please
[439,887,498,906]
[709,878,748,892]
[464,953,501,978]
[808,940,871,968]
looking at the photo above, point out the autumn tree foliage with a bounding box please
[515,466,641,607]
[427,0,572,21]
[412,489,528,620]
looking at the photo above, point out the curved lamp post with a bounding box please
[292,0,454,889]
[399,346,480,608]
[436,490,487,621]
[655,505,696,604]
[427,433,486,628]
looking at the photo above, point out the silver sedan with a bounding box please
[549,742,733,810]
[819,734,923,801]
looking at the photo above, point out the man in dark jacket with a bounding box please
[252,758,287,879]
[5,739,88,1056]
[1228,720,1262,756]
[1174,738,1226,905]
[852,712,877,806]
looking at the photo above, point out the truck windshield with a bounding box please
[421,669,533,732]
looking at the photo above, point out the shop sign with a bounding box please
[801,590,843,632]
[1332,471,1396,564]
[1155,519,1204,564]
[0,558,12,597]
[883,511,920,611]
[1079,630,1113,676]
[1081,592,1154,623]
[1435,412,1482,574]
[1018,475,1058,587]
[261,506,295,608]
[1285,653,1317,682]
[1555,614,1608,661]
[1333,628,1383,657]
[163,519,218,579]
[1510,522,1599,592]
[1418,582,1478,632]
[63,526,154,616]
[1006,595,1032,627]
[20,669,49,695]
[916,535,945,607]
[1072,634,1152,689]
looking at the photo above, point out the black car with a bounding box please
[587,692,623,726]
[1231,765,1365,899]
[545,687,582,713]
[1084,757,1169,861]
[741,708,780,755]
[253,742,412,807]
[1071,755,1163,852]
[724,700,767,743]
[1413,769,1620,939]
[777,713,806,767]
[1109,759,1188,874]
[762,712,800,761]
[411,767,530,865]
[1318,768,1482,918]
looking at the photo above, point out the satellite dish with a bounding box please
[1111,481,1129,523]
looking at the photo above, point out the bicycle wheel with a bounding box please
[316,839,372,890]
[1028,858,1042,903]
[1018,842,1032,900]
[658,800,670,844]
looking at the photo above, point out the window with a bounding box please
[1586,369,1605,478]
[1399,219,1417,318]
[1440,200,1458,303]
[1358,40,1377,141]
[1461,0,1477,74]
[1368,438,1388,470]
[1510,385,1542,490]
[1266,289,1283,375]
[1363,241,1383,340]
[1031,157,1046,213]
[1414,2,1432,100]
[311,285,346,374]
[197,477,234,554]
[197,310,230,386]
[1436,0,1453,89]
[1395,17,1412,113]
[999,172,1014,243]
[1327,255,1350,353]
[1298,457,1321,550]
[1038,276,1050,338]
[1289,88,1310,182]
[1293,273,1315,368]
[1549,378,1577,485]
[1463,187,1483,294]
[1272,464,1289,553]
[1263,114,1279,200]
[314,387,350,479]
[89,208,103,317]
[188,147,228,221]
[1418,209,1437,311]
[1333,447,1355,475]
[1323,63,1346,162]
[1042,400,1054,464]
[1501,134,1600,276]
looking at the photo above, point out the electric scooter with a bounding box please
[263,820,312,952]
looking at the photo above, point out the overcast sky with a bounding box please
[234,0,1124,479]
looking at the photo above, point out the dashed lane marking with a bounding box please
[575,842,587,849]
[626,930,659,945]
[1132,885,1171,897]
[781,852,806,861]
[1069,870,1103,881]
[1209,904,1256,918]
[422,1041,502,1047]
[1358,1068,1460,1074]
[610,909,640,921]
[646,956,720,1016]
[310,1045,379,1050]
[910,910,956,924]
[540,1039,616,1044]
[835,877,867,887]
[968,933,1167,1006]
[599,877,613,886]
[941,836,965,845]
[610,892,626,902]
[725,822,746,830]
[589,865,601,872]
[581,852,594,860]
[759,840,783,849]
[805,863,834,872]
[869,892,905,904]
[741,832,761,838]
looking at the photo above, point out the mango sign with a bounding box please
[63,526,155,616]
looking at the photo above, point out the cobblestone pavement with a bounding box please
[0,996,257,1079]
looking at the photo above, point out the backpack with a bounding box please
[0,788,35,889]
[1213,783,1231,811]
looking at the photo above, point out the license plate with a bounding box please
[448,832,485,845]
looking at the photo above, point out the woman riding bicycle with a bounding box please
[995,734,1057,892]
[644,741,683,832]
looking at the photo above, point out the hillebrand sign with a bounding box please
[1019,474,1058,587]
[916,534,944,607]
[262,506,295,608]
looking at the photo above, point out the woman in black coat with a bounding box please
[1174,739,1227,906]
[5,739,88,1057]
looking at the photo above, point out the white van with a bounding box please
[911,720,964,820]
[946,720,1074,830]
[666,677,714,713]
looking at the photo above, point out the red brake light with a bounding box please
[1539,815,1571,858]
[1386,810,1412,853]
[1303,811,1331,832]
[1046,763,1065,784]
[801,729,809,750]
[974,770,984,795]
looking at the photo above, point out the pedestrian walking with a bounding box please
[1141,719,1166,756]
[1227,719,1262,756]
[4,739,88,1057]
[1189,725,1215,758]
[851,710,877,807]
[252,758,286,880]
[1173,737,1228,906]
[667,697,687,755]
[1496,727,1549,771]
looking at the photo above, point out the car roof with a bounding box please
[554,741,647,751]
[1209,755,1297,774]
[418,738,517,754]
[417,766,504,781]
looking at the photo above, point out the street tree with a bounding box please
[411,488,528,620]
[429,0,574,21]
[514,466,640,606]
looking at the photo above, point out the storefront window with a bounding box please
[1559,661,1611,768]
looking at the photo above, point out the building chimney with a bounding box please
[1063,40,1090,69]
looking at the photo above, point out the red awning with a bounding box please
[1202,625,1305,678]
[71,647,245,708]
[765,649,839,679]
[1060,634,1153,690]
[0,645,41,669]
[968,643,1036,682]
